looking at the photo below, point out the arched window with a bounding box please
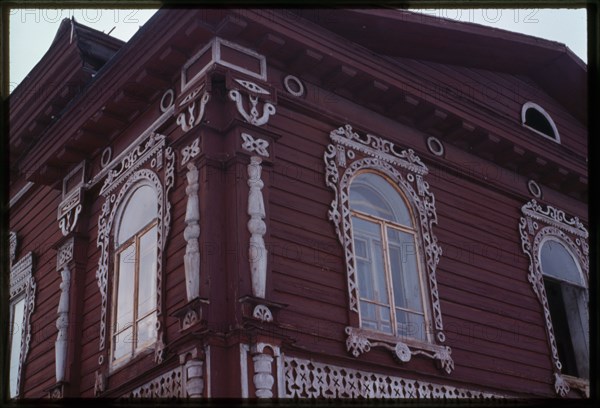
[111,183,159,367]
[539,238,588,379]
[349,172,429,341]
[521,102,560,143]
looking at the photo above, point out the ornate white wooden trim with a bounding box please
[95,132,175,366]
[241,133,269,158]
[57,189,82,236]
[283,356,504,398]
[324,124,448,370]
[519,199,589,397]
[181,138,201,166]
[183,163,200,302]
[125,366,185,398]
[9,251,36,397]
[55,265,70,383]
[9,231,17,265]
[229,80,276,127]
[242,134,269,299]
[345,327,454,374]
[251,343,280,398]
[252,304,273,322]
[176,85,210,133]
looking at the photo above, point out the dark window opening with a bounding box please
[525,108,556,139]
[544,277,579,377]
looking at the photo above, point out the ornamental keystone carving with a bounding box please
[326,124,449,372]
[229,79,276,126]
[519,199,589,397]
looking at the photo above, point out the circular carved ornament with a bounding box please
[426,136,445,157]
[160,89,175,113]
[527,179,542,198]
[394,342,411,362]
[100,147,112,168]
[283,75,305,97]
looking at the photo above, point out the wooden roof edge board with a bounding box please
[289,9,586,123]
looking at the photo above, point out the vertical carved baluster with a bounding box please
[55,265,70,382]
[247,156,267,299]
[184,163,200,301]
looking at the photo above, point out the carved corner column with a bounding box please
[250,342,282,399]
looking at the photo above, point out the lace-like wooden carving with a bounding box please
[519,199,589,397]
[324,124,449,371]
[283,356,503,398]
[125,366,184,398]
[96,132,175,366]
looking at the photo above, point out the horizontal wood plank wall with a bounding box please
[9,185,62,397]
[264,86,585,396]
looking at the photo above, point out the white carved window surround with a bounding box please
[519,200,589,397]
[324,124,452,373]
[520,102,560,143]
[96,132,175,377]
[8,243,36,398]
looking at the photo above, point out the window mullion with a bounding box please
[381,221,396,336]
[132,235,140,357]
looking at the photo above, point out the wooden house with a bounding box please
[6,8,588,399]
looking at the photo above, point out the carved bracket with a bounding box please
[176,84,210,133]
[57,189,83,236]
[345,327,454,374]
[229,79,276,127]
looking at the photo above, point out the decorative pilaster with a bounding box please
[179,347,205,398]
[55,265,70,382]
[241,133,269,300]
[183,162,201,301]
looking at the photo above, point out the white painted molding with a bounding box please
[521,101,561,143]
[9,182,34,209]
[183,163,201,302]
[240,344,250,398]
[283,356,506,398]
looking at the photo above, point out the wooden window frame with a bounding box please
[111,219,159,369]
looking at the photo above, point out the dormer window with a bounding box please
[521,102,560,143]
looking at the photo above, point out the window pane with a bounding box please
[115,244,136,330]
[396,309,426,341]
[360,301,392,334]
[138,225,157,317]
[9,298,25,398]
[540,240,584,286]
[136,313,157,350]
[113,326,133,361]
[387,227,423,313]
[350,173,412,226]
[352,216,388,304]
[117,185,158,245]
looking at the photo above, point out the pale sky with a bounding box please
[8,8,587,94]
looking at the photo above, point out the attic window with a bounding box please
[521,102,560,143]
